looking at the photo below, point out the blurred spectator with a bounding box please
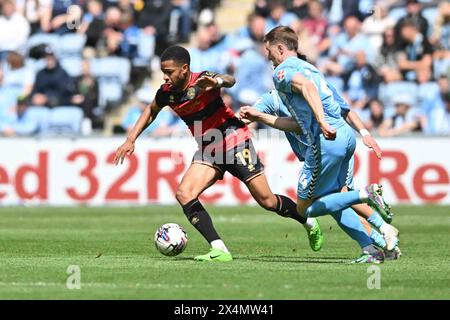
[323,16,373,77]
[397,19,433,83]
[394,0,429,46]
[16,0,52,34]
[101,6,140,59]
[421,75,450,135]
[0,96,39,136]
[374,27,402,83]
[0,51,34,97]
[100,6,122,56]
[118,0,134,15]
[189,26,226,74]
[265,0,298,32]
[302,0,329,58]
[31,46,75,107]
[362,98,385,131]
[289,0,309,20]
[254,0,270,18]
[78,0,105,49]
[324,0,365,26]
[50,0,83,35]
[135,0,172,56]
[430,2,450,78]
[361,3,395,52]
[0,0,31,57]
[235,13,266,43]
[170,0,193,43]
[378,94,421,136]
[121,88,185,136]
[117,11,140,59]
[71,60,98,124]
[346,51,381,110]
[229,42,273,108]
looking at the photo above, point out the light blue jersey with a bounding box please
[254,90,306,161]
[253,90,355,199]
[273,56,348,147]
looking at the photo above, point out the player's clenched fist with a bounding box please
[113,139,135,165]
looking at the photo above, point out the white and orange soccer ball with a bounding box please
[154,223,188,256]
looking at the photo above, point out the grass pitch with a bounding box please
[0,205,449,299]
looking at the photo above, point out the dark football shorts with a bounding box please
[192,139,264,183]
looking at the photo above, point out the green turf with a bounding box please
[0,205,449,299]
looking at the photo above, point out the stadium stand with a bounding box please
[0,0,448,137]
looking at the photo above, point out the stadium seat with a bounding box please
[44,106,84,135]
[98,78,123,107]
[27,33,60,55]
[378,81,418,108]
[423,7,438,36]
[57,34,87,57]
[60,56,83,78]
[417,82,439,105]
[25,106,51,134]
[133,33,156,67]
[90,57,131,85]
[388,7,407,22]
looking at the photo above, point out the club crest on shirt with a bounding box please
[169,95,175,103]
[277,70,285,81]
[186,87,196,100]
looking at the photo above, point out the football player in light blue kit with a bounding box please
[239,90,401,261]
[260,26,394,263]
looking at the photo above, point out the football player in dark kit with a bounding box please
[114,45,323,261]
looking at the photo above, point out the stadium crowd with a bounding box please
[0,0,449,137]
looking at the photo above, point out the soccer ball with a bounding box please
[154,223,188,256]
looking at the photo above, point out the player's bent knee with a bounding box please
[175,187,196,205]
[256,194,278,211]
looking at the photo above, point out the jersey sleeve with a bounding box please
[200,71,219,78]
[253,92,276,115]
[273,66,298,94]
[155,85,168,107]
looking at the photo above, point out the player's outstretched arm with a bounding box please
[345,110,382,159]
[290,73,336,140]
[194,73,235,91]
[239,106,302,133]
[113,100,162,165]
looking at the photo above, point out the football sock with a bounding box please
[182,199,221,243]
[210,240,230,253]
[273,194,307,224]
[370,229,387,249]
[330,208,373,248]
[303,218,316,230]
[367,211,385,229]
[306,191,362,218]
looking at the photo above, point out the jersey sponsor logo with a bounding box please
[277,70,285,81]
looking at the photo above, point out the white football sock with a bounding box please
[359,188,369,202]
[211,240,230,253]
[303,218,316,230]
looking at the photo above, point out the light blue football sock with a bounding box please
[331,208,373,249]
[367,211,385,229]
[306,191,362,218]
[370,229,387,249]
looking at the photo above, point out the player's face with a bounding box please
[161,60,189,90]
[265,42,283,67]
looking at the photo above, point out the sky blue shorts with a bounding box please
[297,123,356,200]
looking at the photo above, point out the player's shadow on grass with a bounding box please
[237,256,349,264]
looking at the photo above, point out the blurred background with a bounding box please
[0,0,450,202]
[1,0,449,137]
